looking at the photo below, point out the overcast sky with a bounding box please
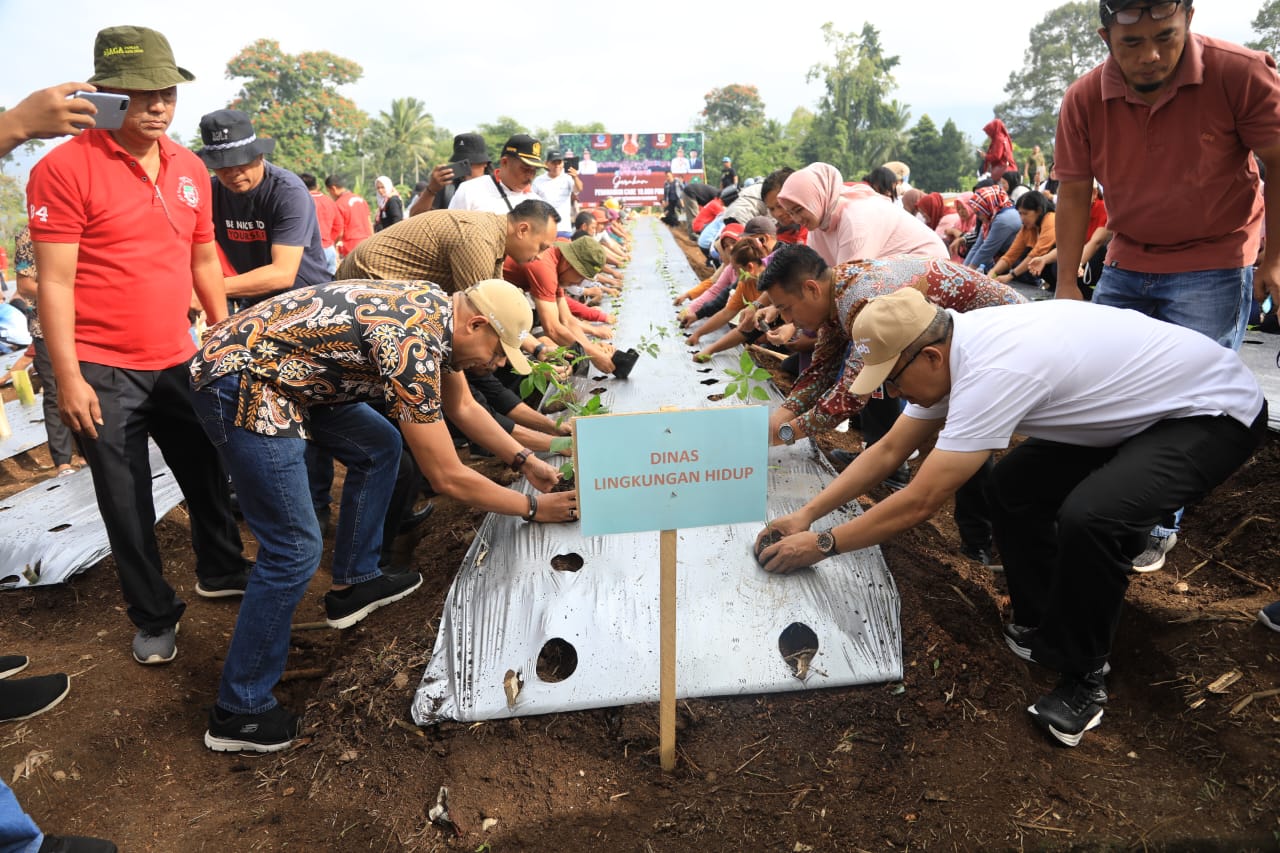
[0,0,1264,169]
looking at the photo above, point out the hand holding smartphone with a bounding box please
[71,91,129,130]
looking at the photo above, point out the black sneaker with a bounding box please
[0,673,71,722]
[195,567,251,599]
[0,654,29,679]
[883,463,910,492]
[1003,623,1038,662]
[1027,671,1107,747]
[324,571,423,629]
[204,704,300,753]
[37,836,117,852]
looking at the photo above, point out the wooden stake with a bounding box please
[659,528,677,772]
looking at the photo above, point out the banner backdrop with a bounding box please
[558,132,706,207]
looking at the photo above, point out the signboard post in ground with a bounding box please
[574,405,768,770]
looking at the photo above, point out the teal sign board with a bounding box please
[575,406,769,537]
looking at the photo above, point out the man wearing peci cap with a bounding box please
[409,132,493,216]
[533,151,582,237]
[755,288,1267,748]
[450,134,545,214]
[1053,0,1280,571]
[28,26,253,667]
[198,109,329,314]
[190,278,578,752]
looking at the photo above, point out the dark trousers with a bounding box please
[954,457,994,551]
[986,408,1266,674]
[77,361,248,632]
[31,337,76,466]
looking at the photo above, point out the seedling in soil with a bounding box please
[724,349,773,403]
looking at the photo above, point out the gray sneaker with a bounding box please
[1132,532,1177,573]
[132,624,178,665]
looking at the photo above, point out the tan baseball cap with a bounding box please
[464,280,534,374]
[848,287,940,395]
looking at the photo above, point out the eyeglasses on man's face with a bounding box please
[1105,0,1182,25]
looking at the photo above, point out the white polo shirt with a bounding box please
[905,300,1263,451]
[449,174,540,215]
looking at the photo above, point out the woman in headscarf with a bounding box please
[943,191,976,262]
[775,163,945,266]
[374,176,404,232]
[963,184,1021,272]
[980,118,1017,181]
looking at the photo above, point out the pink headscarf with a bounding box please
[777,163,847,233]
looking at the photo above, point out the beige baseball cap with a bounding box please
[848,287,940,395]
[464,280,534,374]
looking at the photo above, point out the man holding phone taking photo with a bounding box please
[28,25,252,668]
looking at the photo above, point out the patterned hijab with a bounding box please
[967,185,1013,235]
[777,163,846,233]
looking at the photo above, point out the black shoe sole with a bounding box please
[194,582,247,599]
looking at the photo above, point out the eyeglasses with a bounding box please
[1104,0,1181,25]
[883,337,943,394]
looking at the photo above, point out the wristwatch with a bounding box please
[777,423,795,445]
[815,528,839,558]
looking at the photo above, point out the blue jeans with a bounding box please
[1093,264,1253,536]
[0,778,41,853]
[323,245,338,276]
[190,374,402,714]
[1092,264,1253,351]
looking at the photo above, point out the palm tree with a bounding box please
[369,97,436,186]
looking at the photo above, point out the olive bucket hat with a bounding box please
[88,25,195,91]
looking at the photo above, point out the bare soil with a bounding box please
[1,227,1277,851]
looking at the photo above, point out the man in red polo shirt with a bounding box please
[502,236,638,378]
[1053,0,1280,572]
[301,172,341,275]
[28,25,251,667]
[325,174,373,258]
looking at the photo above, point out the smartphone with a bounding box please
[446,158,470,181]
[563,156,580,171]
[72,91,129,130]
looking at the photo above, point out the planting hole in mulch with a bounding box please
[700,378,718,386]
[589,387,607,395]
[536,638,578,682]
[696,368,713,373]
[778,622,820,679]
[550,553,584,573]
[707,393,725,401]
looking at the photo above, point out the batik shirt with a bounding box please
[13,227,39,338]
[783,257,1026,437]
[190,280,454,438]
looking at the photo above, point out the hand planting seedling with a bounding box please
[724,349,773,402]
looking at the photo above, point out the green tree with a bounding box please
[995,1,1108,148]
[477,117,528,161]
[366,97,437,186]
[801,22,905,178]
[907,115,974,192]
[225,39,368,174]
[698,84,767,134]
[1247,0,1280,56]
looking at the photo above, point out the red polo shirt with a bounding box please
[26,131,213,369]
[502,247,563,303]
[310,189,340,249]
[1056,34,1280,273]
[333,190,373,256]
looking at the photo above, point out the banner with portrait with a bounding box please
[557,132,706,207]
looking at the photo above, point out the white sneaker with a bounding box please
[1132,532,1177,573]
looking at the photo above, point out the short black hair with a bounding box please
[510,198,560,225]
[761,166,794,199]
[757,243,827,296]
[324,174,347,189]
[864,166,899,201]
[573,210,595,229]
[298,172,317,190]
